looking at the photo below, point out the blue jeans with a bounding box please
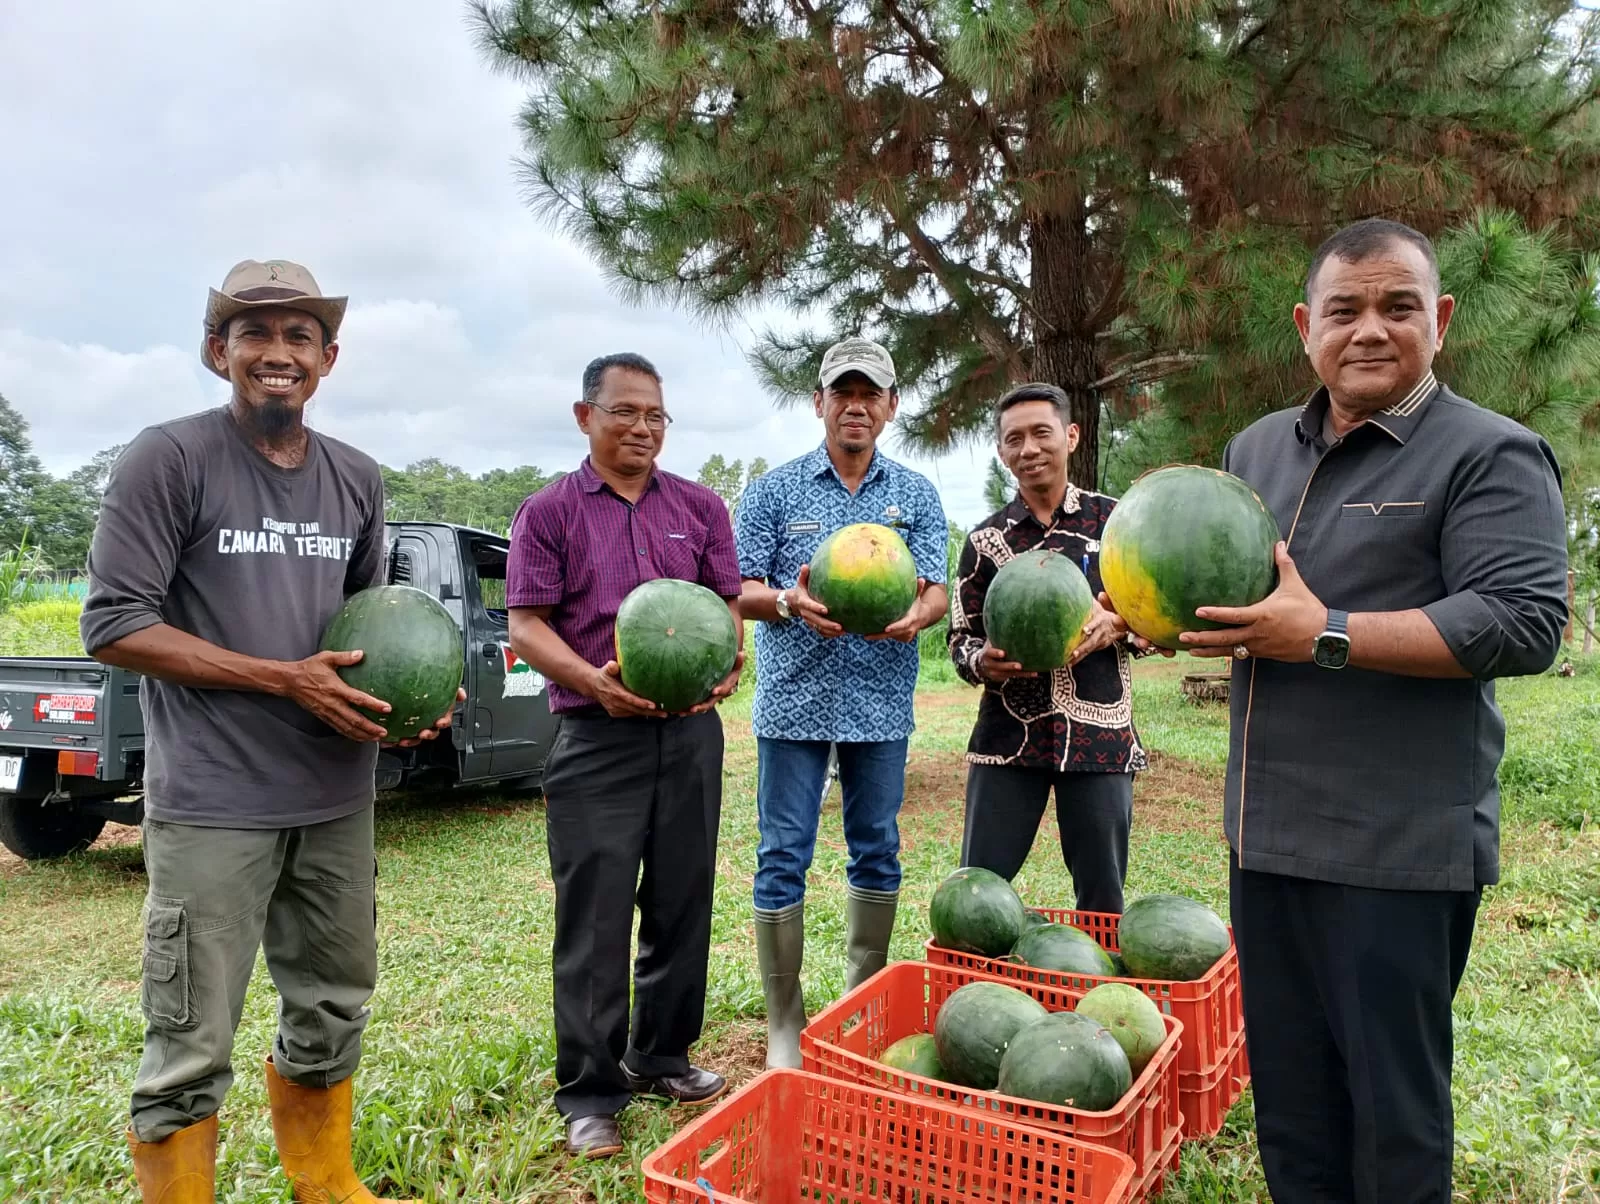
[753,737,909,910]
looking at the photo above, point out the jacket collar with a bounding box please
[1295,371,1440,446]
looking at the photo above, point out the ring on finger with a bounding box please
[1233,644,1250,659]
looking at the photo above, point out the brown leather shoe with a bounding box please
[566,1115,623,1158]
[127,1114,217,1203]
[622,1063,729,1106]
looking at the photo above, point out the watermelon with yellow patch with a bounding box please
[807,522,919,635]
[1099,466,1280,650]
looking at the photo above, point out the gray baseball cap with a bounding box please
[819,337,896,389]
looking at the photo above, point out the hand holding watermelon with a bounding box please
[286,649,395,742]
[592,660,665,718]
[977,642,1037,682]
[865,577,934,643]
[1181,542,1328,664]
[789,565,845,638]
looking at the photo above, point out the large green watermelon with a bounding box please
[614,579,739,713]
[1011,924,1117,977]
[982,550,1095,671]
[879,1032,945,1082]
[929,866,1026,957]
[807,522,918,635]
[933,981,1048,1090]
[1117,894,1232,982]
[319,585,464,742]
[1075,982,1167,1078]
[997,1011,1133,1112]
[1099,465,1280,650]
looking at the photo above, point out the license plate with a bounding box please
[0,756,21,791]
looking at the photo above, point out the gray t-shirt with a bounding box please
[80,406,386,829]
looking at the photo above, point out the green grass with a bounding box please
[1,656,1597,1201]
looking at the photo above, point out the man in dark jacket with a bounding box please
[1168,218,1569,1202]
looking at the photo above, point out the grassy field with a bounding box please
[1,654,1597,1202]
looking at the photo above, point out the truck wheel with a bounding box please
[0,797,108,860]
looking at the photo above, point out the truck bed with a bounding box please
[0,656,144,788]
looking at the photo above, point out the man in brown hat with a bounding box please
[80,259,454,1203]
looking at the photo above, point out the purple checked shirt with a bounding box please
[507,457,743,714]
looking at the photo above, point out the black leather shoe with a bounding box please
[622,1063,729,1106]
[566,1115,623,1158]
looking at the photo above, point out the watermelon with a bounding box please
[318,585,464,742]
[997,1011,1133,1112]
[1117,894,1231,982]
[1099,465,1280,650]
[1075,982,1167,1078]
[1011,923,1117,977]
[1107,952,1130,977]
[982,550,1095,671]
[807,522,918,635]
[1021,908,1055,933]
[933,981,1048,1090]
[880,1032,945,1081]
[929,867,1026,957]
[614,579,739,713]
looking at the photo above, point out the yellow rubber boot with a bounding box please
[127,1114,217,1204]
[264,1057,417,1204]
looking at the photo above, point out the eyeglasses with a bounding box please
[585,401,673,431]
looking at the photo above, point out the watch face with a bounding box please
[1314,634,1350,669]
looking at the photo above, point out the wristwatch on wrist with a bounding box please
[1312,608,1351,669]
[774,590,793,621]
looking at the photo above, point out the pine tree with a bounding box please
[983,457,1014,513]
[474,0,1600,485]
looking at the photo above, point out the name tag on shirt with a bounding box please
[787,521,822,534]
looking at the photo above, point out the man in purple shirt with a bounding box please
[507,352,744,1159]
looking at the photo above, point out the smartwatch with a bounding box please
[1313,609,1351,669]
[775,590,794,621]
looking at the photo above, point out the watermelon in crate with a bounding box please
[800,960,1183,1201]
[925,901,1249,1139]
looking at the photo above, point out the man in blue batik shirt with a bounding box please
[735,337,949,1069]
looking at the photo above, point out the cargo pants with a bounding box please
[129,805,379,1142]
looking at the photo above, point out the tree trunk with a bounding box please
[1028,213,1102,490]
[1585,591,1595,656]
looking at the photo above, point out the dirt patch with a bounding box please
[1134,750,1225,836]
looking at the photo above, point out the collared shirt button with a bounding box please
[638,548,645,555]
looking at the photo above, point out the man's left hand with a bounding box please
[383,687,467,748]
[1180,543,1326,663]
[1067,600,1126,666]
[868,579,934,643]
[683,650,746,714]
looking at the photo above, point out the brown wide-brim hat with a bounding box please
[201,258,348,379]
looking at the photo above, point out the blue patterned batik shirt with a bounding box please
[735,443,949,743]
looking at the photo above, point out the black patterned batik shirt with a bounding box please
[948,486,1148,774]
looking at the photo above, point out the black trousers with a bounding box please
[960,764,1133,913]
[541,711,723,1120]
[1231,862,1482,1204]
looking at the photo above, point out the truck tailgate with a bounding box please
[0,658,126,775]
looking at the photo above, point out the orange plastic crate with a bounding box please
[1177,1025,1248,1140]
[924,907,1249,1138]
[640,1067,1138,1204]
[799,961,1182,1201]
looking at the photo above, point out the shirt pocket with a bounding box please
[660,528,709,582]
[1339,500,1428,520]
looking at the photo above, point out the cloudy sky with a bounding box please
[0,2,997,526]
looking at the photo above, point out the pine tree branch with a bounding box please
[877,0,1023,178]
[1093,352,1206,391]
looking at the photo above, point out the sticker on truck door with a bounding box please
[34,693,97,725]
[500,646,546,698]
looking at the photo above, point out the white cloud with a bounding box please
[0,0,996,527]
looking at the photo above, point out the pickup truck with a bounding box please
[0,521,559,860]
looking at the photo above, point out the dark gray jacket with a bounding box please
[1221,375,1568,891]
